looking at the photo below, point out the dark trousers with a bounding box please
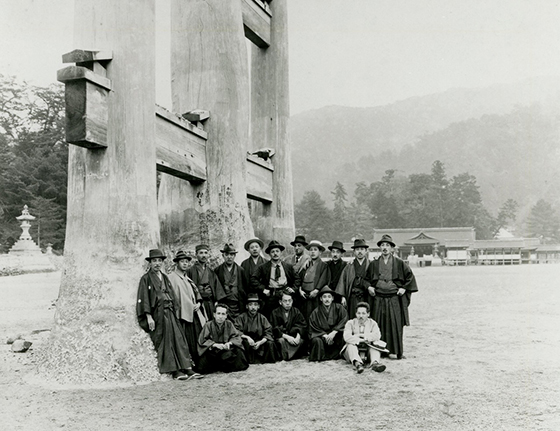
[261,289,284,319]
[198,346,249,374]
[180,316,203,369]
[309,332,344,362]
[242,339,278,364]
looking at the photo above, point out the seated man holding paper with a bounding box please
[341,301,387,374]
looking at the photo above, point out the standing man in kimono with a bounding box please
[214,243,247,320]
[241,238,267,293]
[367,234,418,359]
[283,235,310,274]
[197,304,249,373]
[336,239,372,319]
[187,244,225,320]
[168,250,207,366]
[298,240,329,322]
[308,286,348,362]
[252,240,299,318]
[270,292,307,360]
[137,249,203,380]
[341,301,387,374]
[234,293,278,364]
[326,241,348,292]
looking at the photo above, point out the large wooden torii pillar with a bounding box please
[40,0,294,382]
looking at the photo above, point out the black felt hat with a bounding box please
[290,235,308,247]
[265,240,285,254]
[220,243,238,254]
[351,239,369,249]
[328,240,346,253]
[318,286,339,299]
[145,249,166,261]
[376,234,396,248]
[173,250,192,262]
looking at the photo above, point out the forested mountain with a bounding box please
[290,77,560,217]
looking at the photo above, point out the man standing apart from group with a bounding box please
[167,250,206,367]
[367,234,418,359]
[336,239,372,318]
[252,240,298,318]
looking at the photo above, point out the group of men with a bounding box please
[136,234,418,380]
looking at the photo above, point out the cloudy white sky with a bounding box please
[1,0,559,114]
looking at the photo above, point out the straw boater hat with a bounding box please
[145,249,166,261]
[368,340,390,354]
[244,238,264,251]
[376,234,396,248]
[328,240,346,253]
[290,235,308,247]
[265,240,285,254]
[173,250,192,262]
[351,239,369,249]
[306,240,325,252]
[220,243,238,254]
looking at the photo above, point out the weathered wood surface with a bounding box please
[168,0,254,252]
[246,154,274,203]
[242,0,271,48]
[42,0,161,383]
[250,0,294,244]
[62,49,113,63]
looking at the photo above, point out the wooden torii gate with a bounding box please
[41,0,294,382]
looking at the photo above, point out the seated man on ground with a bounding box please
[270,292,307,361]
[234,294,278,364]
[341,301,387,374]
[308,286,348,362]
[197,304,249,373]
[137,249,203,381]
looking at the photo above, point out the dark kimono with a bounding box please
[366,255,418,357]
[197,319,248,373]
[327,259,347,291]
[136,270,193,374]
[214,262,247,320]
[335,258,371,319]
[241,255,267,293]
[308,303,348,361]
[234,312,277,364]
[270,306,307,360]
[187,261,226,320]
[297,258,329,322]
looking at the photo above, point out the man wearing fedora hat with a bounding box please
[214,243,247,320]
[241,238,268,293]
[234,293,278,364]
[341,302,387,374]
[366,234,418,360]
[308,286,348,361]
[298,240,329,322]
[168,250,207,366]
[335,239,373,318]
[137,249,202,380]
[283,235,310,274]
[252,240,299,318]
[187,244,226,320]
[326,240,348,291]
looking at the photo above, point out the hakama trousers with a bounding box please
[198,346,249,374]
[372,294,404,357]
[309,333,344,361]
[242,339,278,364]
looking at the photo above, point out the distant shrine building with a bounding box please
[335,227,559,265]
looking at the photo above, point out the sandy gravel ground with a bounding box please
[0,264,559,431]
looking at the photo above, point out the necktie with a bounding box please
[296,256,300,263]
[275,264,281,281]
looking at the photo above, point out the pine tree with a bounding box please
[331,182,348,240]
[527,199,560,243]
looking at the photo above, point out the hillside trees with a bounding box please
[0,75,67,252]
[527,199,560,243]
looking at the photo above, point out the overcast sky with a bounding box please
[1,0,559,114]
